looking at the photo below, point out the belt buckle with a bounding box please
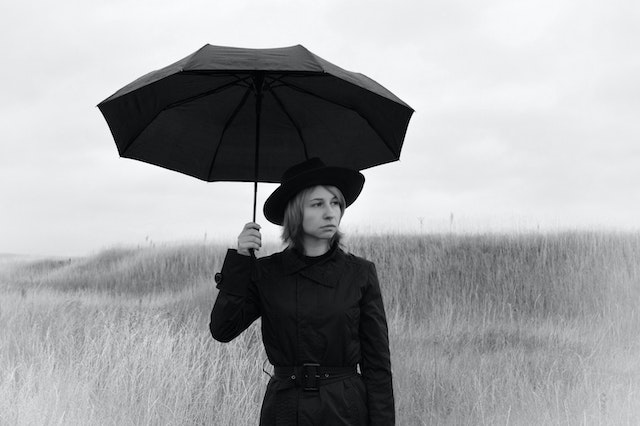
[302,363,320,392]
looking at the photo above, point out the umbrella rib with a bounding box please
[164,75,252,110]
[120,75,252,156]
[277,78,400,158]
[206,85,253,181]
[268,87,310,160]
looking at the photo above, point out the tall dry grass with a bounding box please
[1,232,639,425]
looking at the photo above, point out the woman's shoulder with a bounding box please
[339,248,376,269]
[256,249,286,265]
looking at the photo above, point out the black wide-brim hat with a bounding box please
[263,158,365,225]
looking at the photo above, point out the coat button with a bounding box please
[214,273,223,284]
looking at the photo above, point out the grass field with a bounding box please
[1,231,639,425]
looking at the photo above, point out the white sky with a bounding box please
[1,0,639,256]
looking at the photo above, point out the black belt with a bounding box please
[273,364,357,392]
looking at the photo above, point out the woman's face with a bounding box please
[301,186,342,242]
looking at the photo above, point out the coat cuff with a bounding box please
[215,249,253,297]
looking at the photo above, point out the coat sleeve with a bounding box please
[359,261,395,425]
[209,249,261,343]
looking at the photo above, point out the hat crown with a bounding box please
[281,157,326,182]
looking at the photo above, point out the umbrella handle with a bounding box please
[250,250,260,280]
[250,180,258,260]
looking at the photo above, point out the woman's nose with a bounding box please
[324,204,338,218]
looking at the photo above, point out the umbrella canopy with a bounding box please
[98,44,413,218]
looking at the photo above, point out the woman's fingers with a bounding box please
[242,222,261,232]
[239,234,261,247]
[241,229,262,238]
[239,223,262,243]
[237,222,262,255]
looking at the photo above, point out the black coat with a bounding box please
[210,244,394,425]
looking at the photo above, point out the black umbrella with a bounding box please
[98,44,413,221]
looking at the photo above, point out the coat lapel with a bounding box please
[281,245,345,288]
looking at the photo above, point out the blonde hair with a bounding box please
[281,185,345,252]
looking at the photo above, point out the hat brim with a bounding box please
[263,167,365,225]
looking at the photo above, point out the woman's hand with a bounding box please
[237,222,262,256]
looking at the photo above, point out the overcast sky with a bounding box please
[1,0,639,257]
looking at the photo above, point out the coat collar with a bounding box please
[281,244,345,288]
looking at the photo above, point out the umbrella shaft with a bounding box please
[253,181,258,222]
[252,72,265,223]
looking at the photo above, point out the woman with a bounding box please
[210,158,394,425]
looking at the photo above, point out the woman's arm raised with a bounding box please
[209,223,263,342]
